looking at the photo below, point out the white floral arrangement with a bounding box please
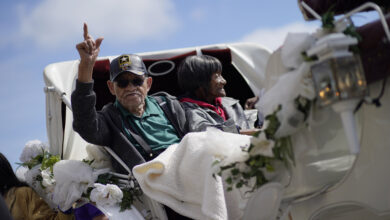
[215,10,364,192]
[214,105,301,192]
[213,34,316,191]
[214,67,314,192]
[19,141,142,212]
[18,140,60,207]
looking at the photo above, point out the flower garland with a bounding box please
[212,43,315,192]
[19,140,142,212]
[214,10,364,193]
[214,103,306,192]
[213,69,314,192]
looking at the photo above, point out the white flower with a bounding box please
[40,168,56,205]
[15,166,28,182]
[249,132,275,157]
[53,160,95,185]
[41,168,55,189]
[90,183,123,207]
[85,144,112,169]
[24,164,49,199]
[281,32,315,69]
[298,77,316,100]
[205,127,251,167]
[237,162,250,173]
[24,164,42,187]
[20,140,48,163]
[52,160,97,211]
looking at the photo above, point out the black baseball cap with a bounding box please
[110,54,147,81]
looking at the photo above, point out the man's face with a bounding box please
[107,72,152,112]
[207,72,227,100]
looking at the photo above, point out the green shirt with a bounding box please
[115,96,180,157]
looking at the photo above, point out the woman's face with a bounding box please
[207,72,227,101]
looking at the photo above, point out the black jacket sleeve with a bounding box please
[71,80,112,146]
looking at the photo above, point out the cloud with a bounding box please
[240,22,318,51]
[16,0,179,49]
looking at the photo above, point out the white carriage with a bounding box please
[42,2,390,219]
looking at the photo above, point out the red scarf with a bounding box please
[180,97,226,121]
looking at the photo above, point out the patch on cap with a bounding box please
[118,55,132,71]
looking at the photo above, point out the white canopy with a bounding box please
[43,42,271,161]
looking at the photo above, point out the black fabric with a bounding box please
[357,14,390,84]
[0,196,13,220]
[164,205,193,220]
[151,92,188,138]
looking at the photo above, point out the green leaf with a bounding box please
[41,154,60,172]
[82,158,95,166]
[301,51,318,62]
[294,95,312,121]
[265,164,274,172]
[118,185,143,212]
[343,26,362,42]
[120,188,134,212]
[231,168,240,176]
[96,173,119,185]
[264,105,282,139]
[242,172,251,179]
[321,10,335,30]
[225,177,233,185]
[20,153,45,169]
[211,160,220,166]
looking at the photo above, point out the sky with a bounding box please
[0,0,378,169]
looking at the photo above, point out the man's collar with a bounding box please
[114,97,159,118]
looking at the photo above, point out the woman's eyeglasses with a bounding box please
[115,77,145,88]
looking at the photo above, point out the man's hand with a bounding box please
[75,23,104,82]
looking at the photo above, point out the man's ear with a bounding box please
[146,77,153,91]
[107,80,116,95]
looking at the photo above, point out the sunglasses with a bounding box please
[115,77,145,88]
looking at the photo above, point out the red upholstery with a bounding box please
[92,59,115,110]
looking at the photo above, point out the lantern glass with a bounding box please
[311,54,366,107]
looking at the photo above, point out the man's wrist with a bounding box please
[78,60,94,82]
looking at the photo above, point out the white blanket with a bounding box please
[133,128,251,220]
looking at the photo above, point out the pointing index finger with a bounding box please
[83,22,89,40]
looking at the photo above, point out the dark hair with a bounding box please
[177,55,222,94]
[0,153,28,195]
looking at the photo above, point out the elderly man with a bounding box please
[71,23,188,174]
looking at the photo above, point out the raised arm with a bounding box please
[72,23,111,146]
[75,23,104,82]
